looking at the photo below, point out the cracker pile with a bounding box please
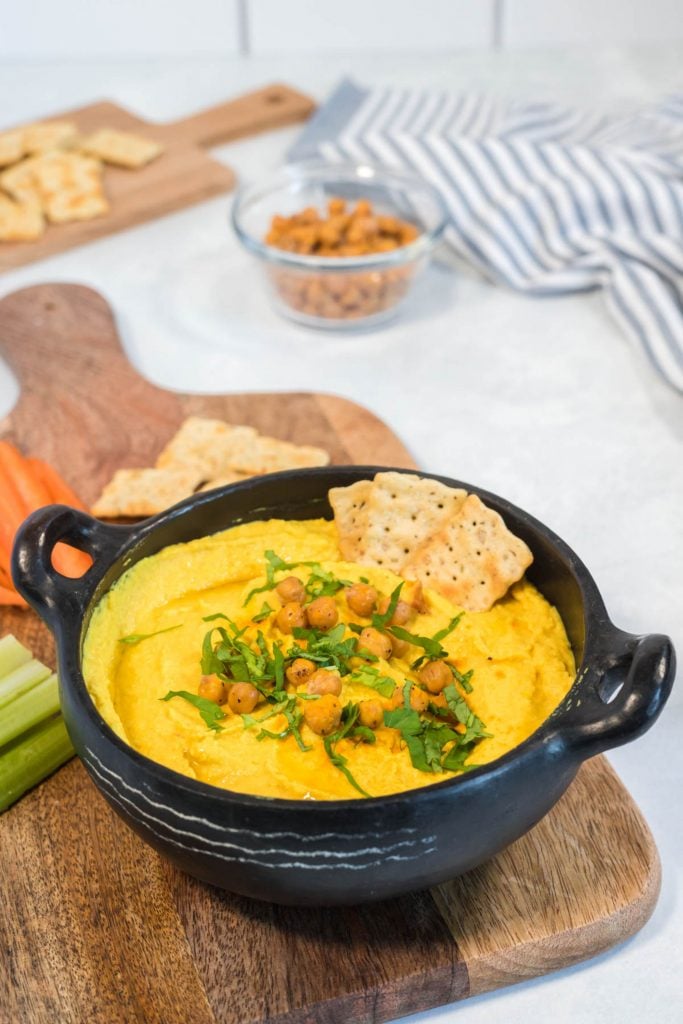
[329,471,533,613]
[92,418,330,518]
[0,120,163,241]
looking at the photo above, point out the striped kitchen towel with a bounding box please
[289,81,683,393]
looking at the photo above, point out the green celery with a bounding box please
[0,673,60,749]
[0,635,32,679]
[0,658,52,710]
[0,715,74,813]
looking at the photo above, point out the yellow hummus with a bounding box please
[82,519,575,800]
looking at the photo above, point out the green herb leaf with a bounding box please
[350,664,396,698]
[304,565,353,600]
[243,550,319,606]
[252,601,274,623]
[119,624,182,645]
[322,703,373,798]
[288,623,359,676]
[451,666,474,693]
[202,613,231,622]
[371,583,404,631]
[443,684,490,743]
[161,690,226,732]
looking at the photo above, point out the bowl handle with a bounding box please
[561,631,675,760]
[12,505,136,629]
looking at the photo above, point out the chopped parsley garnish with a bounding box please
[383,679,488,776]
[288,622,360,676]
[200,619,285,700]
[251,601,274,623]
[388,613,463,667]
[160,690,227,731]
[304,565,353,599]
[370,583,404,630]
[242,694,311,751]
[243,550,318,606]
[323,703,375,797]
[349,664,396,698]
[118,624,183,645]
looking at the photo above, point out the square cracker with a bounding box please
[328,480,372,561]
[80,128,163,169]
[157,417,329,478]
[233,434,329,475]
[92,466,203,518]
[156,419,259,477]
[403,494,533,612]
[0,130,24,167]
[0,195,44,241]
[1,157,42,203]
[1,151,108,223]
[45,188,109,224]
[361,472,467,573]
[22,121,78,154]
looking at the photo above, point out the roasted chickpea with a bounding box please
[390,634,410,659]
[276,602,307,634]
[377,596,414,627]
[345,582,378,617]
[388,685,403,709]
[198,674,227,705]
[418,660,452,694]
[409,686,430,713]
[303,694,342,736]
[358,699,384,730]
[306,596,338,632]
[306,669,342,697]
[358,627,393,661]
[228,682,260,714]
[285,657,316,686]
[276,575,306,605]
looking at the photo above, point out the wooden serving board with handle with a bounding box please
[0,84,314,272]
[0,284,661,1024]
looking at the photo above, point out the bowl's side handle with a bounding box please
[561,631,675,760]
[12,505,136,629]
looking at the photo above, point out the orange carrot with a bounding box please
[27,457,87,511]
[0,445,90,580]
[0,441,52,512]
[0,584,27,608]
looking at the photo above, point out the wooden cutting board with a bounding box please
[0,84,314,272]
[0,284,661,1024]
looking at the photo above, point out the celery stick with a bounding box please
[0,673,60,749]
[0,659,52,710]
[0,715,74,813]
[0,635,32,679]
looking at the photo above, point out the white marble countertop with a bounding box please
[1,48,681,1024]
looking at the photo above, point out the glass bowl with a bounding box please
[231,161,448,330]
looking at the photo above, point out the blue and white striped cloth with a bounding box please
[289,81,683,393]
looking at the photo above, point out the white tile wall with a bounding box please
[502,0,683,48]
[0,0,681,58]
[0,0,241,58]
[246,0,496,53]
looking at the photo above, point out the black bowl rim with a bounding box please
[43,467,614,812]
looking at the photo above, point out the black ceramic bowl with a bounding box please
[12,467,675,906]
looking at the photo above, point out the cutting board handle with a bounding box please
[170,83,315,149]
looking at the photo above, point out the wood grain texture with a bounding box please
[0,84,314,272]
[0,283,661,1023]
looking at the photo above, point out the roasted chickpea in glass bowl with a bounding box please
[231,162,448,329]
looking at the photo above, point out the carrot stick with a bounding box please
[27,458,87,511]
[0,446,90,580]
[0,441,51,513]
[0,585,27,608]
